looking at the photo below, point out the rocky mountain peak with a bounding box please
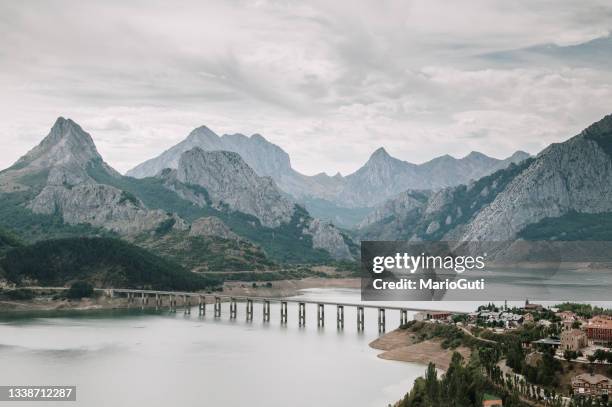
[360,147,411,173]
[582,113,612,137]
[176,147,295,228]
[369,147,392,161]
[186,125,220,144]
[508,150,531,161]
[464,151,489,161]
[250,133,266,142]
[127,125,293,182]
[12,117,102,170]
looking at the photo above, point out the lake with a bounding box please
[0,288,431,407]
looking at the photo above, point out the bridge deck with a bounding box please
[21,287,466,314]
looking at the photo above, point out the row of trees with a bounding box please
[398,352,529,407]
[486,363,611,407]
[556,303,612,319]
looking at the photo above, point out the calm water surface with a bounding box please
[0,288,429,407]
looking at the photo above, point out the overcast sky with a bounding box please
[1,0,612,175]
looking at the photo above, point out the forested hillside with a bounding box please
[1,237,221,291]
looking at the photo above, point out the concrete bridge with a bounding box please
[105,288,467,332]
[21,287,467,332]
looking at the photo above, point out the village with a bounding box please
[410,301,612,406]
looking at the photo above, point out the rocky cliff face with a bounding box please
[359,114,612,242]
[172,148,353,259]
[189,216,239,240]
[304,218,352,260]
[0,118,183,236]
[29,182,185,235]
[358,190,431,229]
[460,118,612,241]
[176,148,295,228]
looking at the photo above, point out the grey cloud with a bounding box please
[478,34,612,69]
[1,0,612,176]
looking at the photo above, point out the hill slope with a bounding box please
[1,237,221,290]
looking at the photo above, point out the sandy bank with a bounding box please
[370,328,471,372]
[0,277,360,312]
[0,296,129,312]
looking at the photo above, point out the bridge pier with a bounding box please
[357,306,365,331]
[246,299,253,321]
[378,308,386,333]
[317,304,324,327]
[400,309,408,326]
[198,296,205,316]
[280,301,288,324]
[214,296,221,318]
[184,295,191,315]
[230,298,237,319]
[102,289,465,330]
[298,302,306,326]
[337,305,344,329]
[263,300,270,322]
[170,295,176,312]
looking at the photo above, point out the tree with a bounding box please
[66,281,94,299]
[424,363,439,404]
[564,349,577,362]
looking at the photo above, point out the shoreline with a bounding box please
[369,328,471,372]
[0,277,361,312]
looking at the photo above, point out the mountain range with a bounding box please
[0,118,354,269]
[2,113,611,273]
[127,126,529,227]
[357,114,612,243]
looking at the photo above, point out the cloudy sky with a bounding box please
[1,0,612,175]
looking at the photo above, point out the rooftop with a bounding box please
[587,316,612,329]
[572,373,612,385]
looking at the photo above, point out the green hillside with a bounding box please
[0,225,23,253]
[519,210,612,240]
[1,237,221,291]
[134,231,277,271]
